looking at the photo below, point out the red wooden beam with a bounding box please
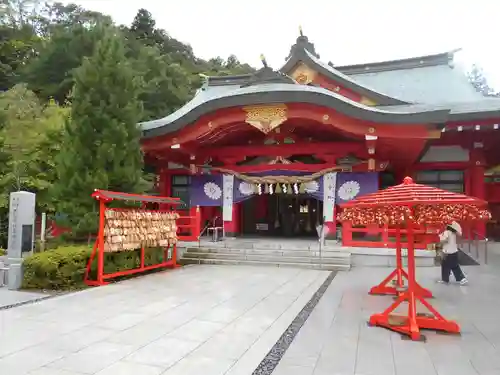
[141,103,440,153]
[221,161,387,173]
[223,163,337,173]
[196,141,363,159]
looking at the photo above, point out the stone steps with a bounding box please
[179,242,351,271]
[180,257,350,271]
[185,250,349,264]
[185,246,349,258]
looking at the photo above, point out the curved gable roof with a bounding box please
[280,43,409,106]
[140,83,449,138]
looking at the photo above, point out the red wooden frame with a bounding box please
[368,221,459,341]
[341,222,434,249]
[84,189,182,287]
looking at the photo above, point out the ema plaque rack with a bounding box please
[84,190,182,286]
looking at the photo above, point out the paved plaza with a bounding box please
[0,289,49,310]
[0,265,329,374]
[274,264,500,375]
[0,247,499,375]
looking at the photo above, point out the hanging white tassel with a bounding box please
[283,184,287,194]
[258,184,262,195]
[269,184,274,195]
[293,183,299,194]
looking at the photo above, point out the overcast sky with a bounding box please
[59,0,499,88]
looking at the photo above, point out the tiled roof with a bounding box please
[345,64,485,104]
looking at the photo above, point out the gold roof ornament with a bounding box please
[299,25,303,37]
[260,54,268,68]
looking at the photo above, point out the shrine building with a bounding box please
[140,31,500,248]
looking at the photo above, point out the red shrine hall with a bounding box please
[140,30,500,248]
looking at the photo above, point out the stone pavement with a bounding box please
[0,289,49,309]
[1,244,500,375]
[274,247,500,375]
[0,265,329,374]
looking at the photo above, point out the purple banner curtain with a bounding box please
[190,175,223,206]
[233,178,255,203]
[304,177,323,201]
[335,172,379,203]
[190,171,378,206]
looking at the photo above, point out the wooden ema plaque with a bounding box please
[104,209,180,252]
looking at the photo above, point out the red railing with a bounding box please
[342,222,435,249]
[177,206,202,241]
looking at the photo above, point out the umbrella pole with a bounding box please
[369,218,461,341]
[395,226,404,290]
[369,225,432,298]
[405,221,420,338]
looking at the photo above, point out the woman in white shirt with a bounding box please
[438,221,468,285]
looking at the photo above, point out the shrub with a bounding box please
[0,248,6,256]
[22,245,169,290]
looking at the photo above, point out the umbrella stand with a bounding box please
[368,217,460,341]
[370,226,433,298]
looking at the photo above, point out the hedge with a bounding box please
[22,245,169,290]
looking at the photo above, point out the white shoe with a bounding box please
[436,280,449,284]
[459,278,468,285]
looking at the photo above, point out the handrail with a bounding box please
[318,216,326,269]
[198,222,212,248]
[472,230,488,264]
[460,230,488,264]
[198,215,220,247]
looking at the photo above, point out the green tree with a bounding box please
[129,8,162,47]
[133,45,191,121]
[54,28,144,236]
[0,19,40,90]
[0,84,67,211]
[22,23,105,102]
[38,1,111,34]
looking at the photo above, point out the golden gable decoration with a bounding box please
[243,104,288,134]
[290,62,317,85]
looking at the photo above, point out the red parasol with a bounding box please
[338,177,490,341]
[340,176,490,226]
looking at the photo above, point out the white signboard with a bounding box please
[323,172,337,222]
[222,174,234,221]
[256,223,269,231]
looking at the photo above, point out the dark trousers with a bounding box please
[441,252,465,282]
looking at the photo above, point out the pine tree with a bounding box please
[54,27,144,236]
[130,8,162,47]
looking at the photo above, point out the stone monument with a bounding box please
[7,191,36,290]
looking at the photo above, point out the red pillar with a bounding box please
[471,165,486,238]
[342,221,353,245]
[470,150,486,238]
[158,168,171,209]
[188,206,201,240]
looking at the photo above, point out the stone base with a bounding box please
[344,247,435,267]
[8,263,23,290]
